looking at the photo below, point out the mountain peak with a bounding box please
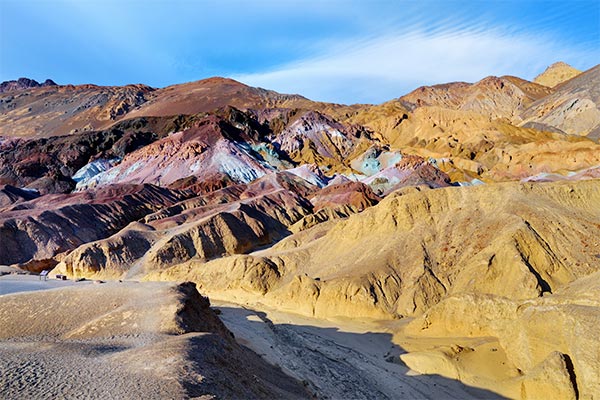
[534,62,581,88]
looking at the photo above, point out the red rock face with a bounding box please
[311,181,380,211]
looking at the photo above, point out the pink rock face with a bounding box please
[0,184,190,269]
[311,181,380,211]
[362,155,452,195]
[274,111,358,160]
[522,165,600,183]
[78,116,273,189]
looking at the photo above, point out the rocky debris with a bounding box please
[0,77,56,93]
[533,61,582,88]
[0,184,190,269]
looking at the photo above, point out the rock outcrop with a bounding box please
[53,175,313,279]
[0,77,56,93]
[405,269,600,398]
[140,179,600,321]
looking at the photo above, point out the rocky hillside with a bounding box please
[521,64,600,138]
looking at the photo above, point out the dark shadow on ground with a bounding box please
[213,305,508,400]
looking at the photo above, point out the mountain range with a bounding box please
[1,62,599,399]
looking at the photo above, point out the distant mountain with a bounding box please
[521,64,600,137]
[398,75,553,119]
[0,76,358,138]
[0,77,56,93]
[0,83,155,137]
[533,61,582,88]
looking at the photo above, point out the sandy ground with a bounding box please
[1,276,506,399]
[0,279,309,399]
[0,273,90,296]
[212,300,507,399]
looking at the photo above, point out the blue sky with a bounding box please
[0,0,598,104]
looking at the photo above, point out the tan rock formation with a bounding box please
[404,268,600,398]
[533,62,582,88]
[139,180,600,322]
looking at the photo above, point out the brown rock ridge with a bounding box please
[0,77,56,93]
[533,62,582,88]
[0,184,190,270]
[398,75,553,119]
[0,83,155,137]
[0,281,309,399]
[53,173,314,279]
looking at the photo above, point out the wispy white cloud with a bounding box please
[233,26,598,104]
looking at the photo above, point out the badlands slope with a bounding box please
[1,62,600,399]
